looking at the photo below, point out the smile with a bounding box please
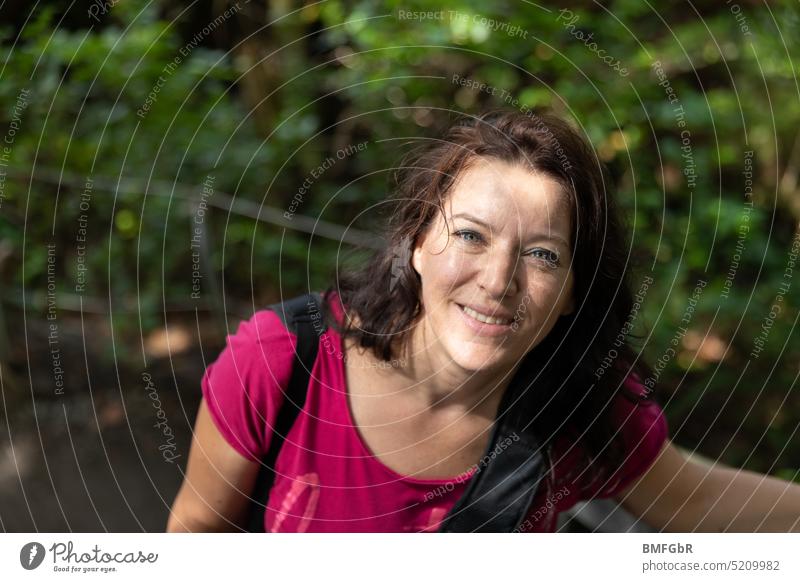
[460,304,514,325]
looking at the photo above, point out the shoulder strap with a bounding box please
[245,290,544,533]
[245,291,325,532]
[438,372,548,532]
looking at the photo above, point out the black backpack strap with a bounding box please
[244,289,544,533]
[245,291,326,532]
[438,374,547,532]
[437,425,547,532]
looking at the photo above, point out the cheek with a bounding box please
[526,277,571,314]
[420,245,474,293]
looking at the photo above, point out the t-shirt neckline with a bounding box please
[326,289,477,487]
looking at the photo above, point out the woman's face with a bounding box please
[410,156,576,374]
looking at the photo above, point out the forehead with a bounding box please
[443,157,572,221]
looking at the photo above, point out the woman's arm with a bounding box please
[166,399,260,532]
[614,440,800,532]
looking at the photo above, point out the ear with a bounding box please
[409,225,431,277]
[411,240,424,276]
[561,295,575,316]
[560,273,576,316]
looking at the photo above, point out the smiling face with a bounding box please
[410,156,576,374]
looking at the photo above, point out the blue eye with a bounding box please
[453,229,561,267]
[453,230,483,244]
[526,248,561,267]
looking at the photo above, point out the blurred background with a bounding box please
[0,0,798,531]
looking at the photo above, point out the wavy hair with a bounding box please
[322,108,656,487]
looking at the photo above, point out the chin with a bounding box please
[445,337,510,372]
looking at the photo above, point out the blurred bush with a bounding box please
[1,0,798,477]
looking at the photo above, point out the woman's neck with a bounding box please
[396,314,517,417]
[341,304,515,418]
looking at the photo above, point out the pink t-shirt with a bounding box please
[201,290,668,532]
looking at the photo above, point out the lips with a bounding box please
[457,303,518,326]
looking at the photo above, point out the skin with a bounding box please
[615,440,800,532]
[343,157,577,480]
[404,157,576,407]
[167,157,800,532]
[167,401,259,532]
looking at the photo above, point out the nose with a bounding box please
[477,245,521,299]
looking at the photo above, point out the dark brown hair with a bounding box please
[323,108,656,490]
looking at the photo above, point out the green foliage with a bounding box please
[2,0,799,475]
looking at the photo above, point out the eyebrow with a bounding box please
[450,212,570,248]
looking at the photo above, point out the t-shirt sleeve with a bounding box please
[200,310,296,462]
[590,372,670,499]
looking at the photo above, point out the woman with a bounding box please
[167,109,800,533]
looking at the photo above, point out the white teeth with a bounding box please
[461,305,513,326]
